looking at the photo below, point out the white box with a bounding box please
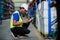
[43,10,48,19]
[44,19,48,34]
[41,1,48,10]
[36,12,40,32]
[51,7,57,21]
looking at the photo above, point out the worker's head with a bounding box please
[20,4,28,15]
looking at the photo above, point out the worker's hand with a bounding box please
[25,19,32,22]
[23,19,29,23]
[28,19,32,22]
[25,19,29,21]
[28,18,34,22]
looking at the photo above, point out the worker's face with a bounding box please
[20,8,27,15]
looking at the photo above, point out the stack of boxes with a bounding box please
[38,1,49,38]
[0,0,4,24]
[41,1,49,36]
[36,1,49,37]
[0,0,15,19]
[4,0,15,19]
[36,0,57,38]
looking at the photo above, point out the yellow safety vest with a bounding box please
[10,11,23,28]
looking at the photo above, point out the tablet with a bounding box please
[29,17,34,21]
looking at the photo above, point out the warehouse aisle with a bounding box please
[0,19,44,40]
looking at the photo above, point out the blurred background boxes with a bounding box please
[36,1,57,38]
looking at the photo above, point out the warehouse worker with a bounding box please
[10,3,32,37]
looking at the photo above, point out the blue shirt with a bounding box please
[13,13,19,21]
[13,10,22,21]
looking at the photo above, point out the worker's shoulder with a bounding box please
[13,11,19,14]
[13,11,19,16]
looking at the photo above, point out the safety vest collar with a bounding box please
[18,10,23,17]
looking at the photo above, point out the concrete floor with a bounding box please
[0,19,39,40]
[0,19,54,40]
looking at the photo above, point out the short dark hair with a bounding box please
[19,7,27,12]
[20,7,25,9]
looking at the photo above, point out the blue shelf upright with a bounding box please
[48,0,51,37]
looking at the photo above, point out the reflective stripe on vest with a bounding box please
[10,11,23,28]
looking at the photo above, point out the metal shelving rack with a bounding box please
[0,0,4,24]
[3,0,15,19]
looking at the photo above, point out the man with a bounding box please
[10,3,32,37]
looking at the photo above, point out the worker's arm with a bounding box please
[13,20,23,26]
[13,13,28,26]
[13,19,29,26]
